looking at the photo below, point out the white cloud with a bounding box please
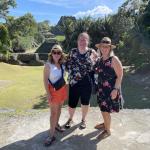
[74,5,113,18]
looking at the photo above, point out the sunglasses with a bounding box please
[52,51,62,55]
[101,40,111,44]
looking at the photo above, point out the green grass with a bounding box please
[55,35,65,42]
[0,62,149,113]
[0,62,45,110]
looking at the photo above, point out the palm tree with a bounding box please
[88,17,114,49]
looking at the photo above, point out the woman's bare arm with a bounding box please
[112,56,123,89]
[43,63,51,99]
[110,56,123,99]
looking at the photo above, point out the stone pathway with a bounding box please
[0,108,150,150]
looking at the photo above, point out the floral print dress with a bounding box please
[94,56,123,113]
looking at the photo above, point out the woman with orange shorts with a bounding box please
[43,44,67,146]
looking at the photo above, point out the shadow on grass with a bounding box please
[33,95,49,109]
[32,94,98,110]
[122,75,150,109]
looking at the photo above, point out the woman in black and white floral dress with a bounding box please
[65,32,97,129]
[94,37,123,140]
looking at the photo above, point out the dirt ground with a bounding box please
[0,108,150,150]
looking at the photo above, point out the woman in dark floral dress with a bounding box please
[94,37,123,140]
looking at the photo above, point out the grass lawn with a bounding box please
[55,35,65,42]
[0,62,45,111]
[0,62,150,113]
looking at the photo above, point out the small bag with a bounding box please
[48,65,66,90]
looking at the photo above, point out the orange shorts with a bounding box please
[48,84,68,104]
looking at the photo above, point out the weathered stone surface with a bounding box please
[0,108,150,150]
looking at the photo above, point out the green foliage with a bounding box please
[138,1,150,37]
[12,36,35,52]
[59,2,150,67]
[6,13,38,52]
[7,13,37,39]
[89,17,113,48]
[38,20,51,32]
[34,32,45,44]
[59,17,76,50]
[37,20,52,44]
[146,26,150,35]
[0,0,149,69]
[19,36,34,50]
[111,9,135,42]
[61,16,114,51]
[0,0,16,20]
[0,24,10,54]
[106,0,150,67]
[0,24,8,44]
[118,40,124,49]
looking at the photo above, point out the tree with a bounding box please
[89,17,114,48]
[61,16,114,51]
[38,20,51,34]
[61,16,94,51]
[0,0,16,21]
[60,18,76,51]
[6,13,37,39]
[0,24,10,54]
[6,13,38,52]
[138,1,150,37]
[37,20,52,43]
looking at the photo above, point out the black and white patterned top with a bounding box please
[66,48,94,86]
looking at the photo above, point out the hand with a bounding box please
[90,53,98,64]
[110,89,118,100]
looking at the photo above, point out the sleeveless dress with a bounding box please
[94,57,123,113]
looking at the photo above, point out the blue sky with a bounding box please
[9,0,126,25]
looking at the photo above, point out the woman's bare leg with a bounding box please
[49,103,59,137]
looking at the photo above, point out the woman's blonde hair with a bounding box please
[48,44,66,64]
[98,47,115,58]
